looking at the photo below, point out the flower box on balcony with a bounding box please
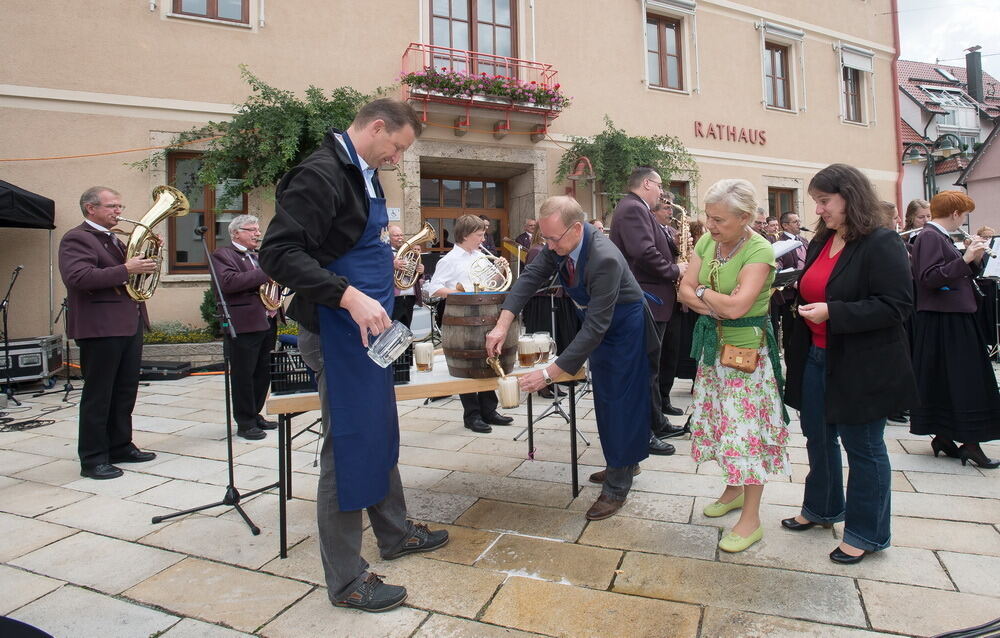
[401,68,570,111]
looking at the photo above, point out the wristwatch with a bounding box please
[695,285,708,300]
[541,367,554,385]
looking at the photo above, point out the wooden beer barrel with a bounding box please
[442,292,518,378]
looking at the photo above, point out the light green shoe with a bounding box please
[719,526,763,553]
[703,492,744,518]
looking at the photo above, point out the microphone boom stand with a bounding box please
[1,266,25,408]
[151,227,271,534]
[32,298,79,401]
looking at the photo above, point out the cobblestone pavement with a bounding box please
[1,374,999,637]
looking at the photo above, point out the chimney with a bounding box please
[966,48,984,103]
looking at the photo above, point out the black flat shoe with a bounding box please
[81,463,124,480]
[653,423,688,439]
[830,546,867,564]
[931,436,961,459]
[109,448,157,464]
[482,412,513,426]
[648,435,675,456]
[237,426,267,440]
[781,517,832,531]
[662,403,684,417]
[464,417,492,433]
[256,416,278,430]
[959,444,1000,469]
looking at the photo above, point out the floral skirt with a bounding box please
[690,345,790,486]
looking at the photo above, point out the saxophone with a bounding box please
[671,203,691,291]
[117,185,190,301]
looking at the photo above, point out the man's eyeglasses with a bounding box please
[646,178,663,189]
[540,222,579,244]
[239,227,262,233]
[93,203,125,211]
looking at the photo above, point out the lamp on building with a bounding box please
[901,133,964,200]
[567,156,598,220]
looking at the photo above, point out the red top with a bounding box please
[798,235,844,348]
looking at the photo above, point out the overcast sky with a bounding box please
[897,0,1000,80]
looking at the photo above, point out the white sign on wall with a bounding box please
[387,207,401,221]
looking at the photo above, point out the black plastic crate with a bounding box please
[270,349,317,395]
[393,344,413,385]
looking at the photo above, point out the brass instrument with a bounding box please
[259,279,285,311]
[394,222,436,289]
[671,203,691,291]
[469,244,513,292]
[117,185,190,301]
[898,228,922,237]
[956,227,998,258]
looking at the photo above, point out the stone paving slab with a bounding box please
[0,449,58,475]
[430,470,576,508]
[125,557,311,633]
[11,530,184,594]
[5,434,80,460]
[161,617,256,637]
[0,480,90,517]
[0,512,76,563]
[412,614,545,638]
[937,551,1000,597]
[398,464,452,489]
[614,552,867,627]
[482,576,702,638]
[370,555,505,618]
[61,470,170,499]
[579,515,719,560]
[476,534,622,589]
[10,458,90,486]
[259,587,427,638]
[402,487,479,524]
[399,446,523,476]
[11,584,178,638]
[567,485,695,523]
[892,516,1000,556]
[906,471,999,498]
[0,564,63,616]
[858,579,1000,637]
[455,499,587,541]
[38,494,173,541]
[700,607,896,637]
[125,477,236,510]
[891,491,1000,524]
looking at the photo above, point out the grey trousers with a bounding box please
[603,464,637,500]
[298,326,412,601]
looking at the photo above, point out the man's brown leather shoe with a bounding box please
[585,494,626,520]
[588,466,641,484]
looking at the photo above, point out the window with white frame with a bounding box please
[757,21,804,112]
[644,0,698,94]
[839,43,875,124]
[922,86,980,130]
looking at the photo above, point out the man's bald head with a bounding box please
[389,224,405,249]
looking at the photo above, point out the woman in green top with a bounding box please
[678,179,790,553]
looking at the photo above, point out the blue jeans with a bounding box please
[800,346,891,552]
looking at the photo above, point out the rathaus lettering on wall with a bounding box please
[694,122,767,145]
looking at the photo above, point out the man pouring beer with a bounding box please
[485,195,656,521]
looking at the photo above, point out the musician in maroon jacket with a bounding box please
[210,214,281,440]
[58,186,157,480]
[610,167,687,446]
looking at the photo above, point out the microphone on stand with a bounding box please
[14,265,24,273]
[194,226,210,237]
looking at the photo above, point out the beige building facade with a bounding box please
[0,0,900,337]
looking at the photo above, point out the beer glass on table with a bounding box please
[413,341,434,372]
[517,335,539,367]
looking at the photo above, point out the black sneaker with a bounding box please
[381,522,450,560]
[237,426,266,440]
[333,572,407,612]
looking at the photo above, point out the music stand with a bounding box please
[1,266,24,408]
[150,227,274,534]
[32,298,79,402]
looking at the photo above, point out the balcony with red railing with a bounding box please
[400,42,566,138]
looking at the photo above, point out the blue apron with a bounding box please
[317,132,399,511]
[560,224,650,467]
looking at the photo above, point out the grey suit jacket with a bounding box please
[502,226,657,375]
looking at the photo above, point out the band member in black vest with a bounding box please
[388,224,423,329]
[210,215,281,440]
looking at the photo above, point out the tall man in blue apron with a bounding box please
[260,99,448,613]
[486,195,656,520]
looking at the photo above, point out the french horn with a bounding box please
[469,245,513,292]
[259,279,285,311]
[394,221,436,289]
[117,185,190,301]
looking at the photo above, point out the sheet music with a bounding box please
[983,238,1000,279]
[772,239,801,260]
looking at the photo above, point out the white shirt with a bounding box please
[335,133,376,198]
[424,245,479,297]
[85,219,113,235]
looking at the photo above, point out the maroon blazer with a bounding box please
[610,193,680,322]
[910,224,979,314]
[211,244,275,333]
[58,223,149,340]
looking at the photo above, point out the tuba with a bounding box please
[259,279,285,311]
[394,222,436,289]
[118,185,190,301]
[670,203,691,292]
[469,245,513,292]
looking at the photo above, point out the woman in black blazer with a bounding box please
[782,164,917,565]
